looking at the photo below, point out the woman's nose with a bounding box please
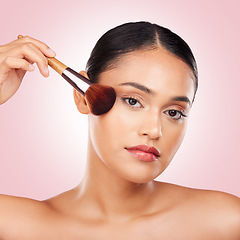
[137,111,162,140]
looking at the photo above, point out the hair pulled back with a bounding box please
[86,21,198,94]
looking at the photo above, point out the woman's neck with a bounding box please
[76,141,160,222]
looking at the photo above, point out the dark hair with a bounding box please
[86,21,198,97]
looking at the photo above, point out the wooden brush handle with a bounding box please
[47,57,67,75]
[17,35,67,75]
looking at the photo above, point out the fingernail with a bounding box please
[45,66,49,76]
[29,64,34,71]
[48,48,56,56]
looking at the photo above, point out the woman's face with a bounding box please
[87,48,195,183]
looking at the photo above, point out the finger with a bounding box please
[7,43,49,77]
[16,35,56,58]
[1,56,34,73]
[19,42,49,77]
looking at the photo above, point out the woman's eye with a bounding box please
[121,97,142,108]
[165,110,187,120]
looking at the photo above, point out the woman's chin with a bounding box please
[115,167,165,184]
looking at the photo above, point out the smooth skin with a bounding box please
[0,36,240,240]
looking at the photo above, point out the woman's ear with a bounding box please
[73,71,90,114]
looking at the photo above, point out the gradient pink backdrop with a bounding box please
[0,0,239,200]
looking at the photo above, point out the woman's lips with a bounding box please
[125,145,160,162]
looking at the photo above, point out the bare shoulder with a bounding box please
[193,188,240,239]
[158,181,240,210]
[0,194,51,238]
[157,182,240,239]
[0,188,82,239]
[188,186,240,222]
[0,193,48,218]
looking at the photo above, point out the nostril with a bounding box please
[137,115,162,139]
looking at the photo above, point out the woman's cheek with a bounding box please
[88,105,127,154]
[163,120,188,162]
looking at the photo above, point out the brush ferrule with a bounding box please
[62,68,92,95]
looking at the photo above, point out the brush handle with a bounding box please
[48,57,67,75]
[62,68,92,95]
[47,58,92,95]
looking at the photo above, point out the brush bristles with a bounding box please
[85,84,116,115]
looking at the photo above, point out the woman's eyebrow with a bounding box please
[170,96,191,106]
[118,82,191,106]
[118,82,154,95]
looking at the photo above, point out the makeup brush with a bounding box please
[18,35,116,115]
[46,57,116,115]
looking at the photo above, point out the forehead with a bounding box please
[98,49,195,101]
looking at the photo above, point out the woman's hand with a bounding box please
[0,36,56,104]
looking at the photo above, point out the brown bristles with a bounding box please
[85,84,116,115]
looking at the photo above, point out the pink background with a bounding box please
[0,0,239,200]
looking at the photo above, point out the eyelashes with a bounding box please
[164,110,187,121]
[121,96,143,109]
[120,96,187,121]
